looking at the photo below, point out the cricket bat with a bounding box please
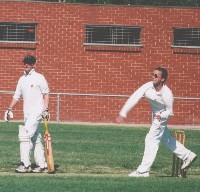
[44,118,55,174]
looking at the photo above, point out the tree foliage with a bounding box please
[32,0,200,7]
[65,0,200,7]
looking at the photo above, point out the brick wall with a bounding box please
[0,1,199,125]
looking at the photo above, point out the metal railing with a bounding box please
[1,90,200,123]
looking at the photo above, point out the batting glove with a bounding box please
[42,108,50,121]
[4,107,14,122]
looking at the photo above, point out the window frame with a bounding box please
[172,27,200,49]
[84,24,143,47]
[0,22,37,44]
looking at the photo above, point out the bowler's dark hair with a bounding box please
[155,67,168,82]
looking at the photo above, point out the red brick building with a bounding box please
[0,1,199,125]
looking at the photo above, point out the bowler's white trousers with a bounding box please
[137,119,191,173]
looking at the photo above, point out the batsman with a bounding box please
[4,55,50,173]
[117,67,197,177]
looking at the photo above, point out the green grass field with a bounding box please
[0,122,199,192]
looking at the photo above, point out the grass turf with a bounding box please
[0,122,199,192]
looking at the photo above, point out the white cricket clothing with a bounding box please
[119,81,174,120]
[119,81,191,173]
[13,69,49,118]
[14,69,49,168]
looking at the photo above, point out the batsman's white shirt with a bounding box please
[119,81,174,121]
[13,69,49,119]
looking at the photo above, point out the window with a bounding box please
[0,22,37,43]
[173,28,200,48]
[84,25,142,46]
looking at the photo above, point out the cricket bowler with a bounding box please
[117,67,197,177]
[5,55,50,173]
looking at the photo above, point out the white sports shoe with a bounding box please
[32,166,48,173]
[15,162,32,173]
[128,170,149,177]
[181,152,197,170]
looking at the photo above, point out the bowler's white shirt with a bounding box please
[119,81,174,120]
[13,69,49,117]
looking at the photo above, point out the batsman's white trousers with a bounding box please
[18,114,46,168]
[137,119,191,173]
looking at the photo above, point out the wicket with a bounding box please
[172,130,186,178]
